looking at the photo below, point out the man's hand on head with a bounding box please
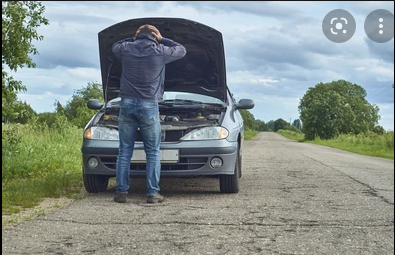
[134,24,162,42]
[151,30,162,42]
[148,25,162,42]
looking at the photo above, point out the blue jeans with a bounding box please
[116,98,161,196]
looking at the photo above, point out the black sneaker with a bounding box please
[114,193,127,203]
[146,193,165,204]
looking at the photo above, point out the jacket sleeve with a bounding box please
[112,37,135,59]
[160,38,187,64]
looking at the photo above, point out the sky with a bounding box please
[10,1,394,130]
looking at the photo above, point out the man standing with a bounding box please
[112,24,186,203]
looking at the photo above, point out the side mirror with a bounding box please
[87,99,104,110]
[235,99,255,110]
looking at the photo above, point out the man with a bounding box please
[112,24,186,203]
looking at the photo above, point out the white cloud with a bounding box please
[65,68,101,82]
[371,66,395,82]
[227,71,280,87]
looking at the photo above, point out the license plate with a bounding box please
[131,149,179,163]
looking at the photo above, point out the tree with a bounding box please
[299,80,380,140]
[267,120,274,131]
[13,101,37,124]
[54,100,65,115]
[255,119,269,131]
[239,110,256,130]
[273,118,289,132]
[62,82,103,128]
[2,1,49,120]
[372,125,385,135]
[292,119,302,130]
[36,111,58,128]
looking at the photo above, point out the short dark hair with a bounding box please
[138,25,154,35]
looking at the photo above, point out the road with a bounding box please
[2,132,394,255]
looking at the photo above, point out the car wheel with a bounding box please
[83,173,109,193]
[219,149,240,193]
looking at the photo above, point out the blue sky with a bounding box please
[10,1,394,130]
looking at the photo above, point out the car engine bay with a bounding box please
[93,103,225,141]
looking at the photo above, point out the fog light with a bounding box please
[210,157,223,169]
[88,157,99,169]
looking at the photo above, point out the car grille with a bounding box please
[134,130,185,142]
[100,157,207,171]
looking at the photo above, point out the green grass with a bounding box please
[277,129,305,142]
[2,123,86,216]
[244,128,259,140]
[277,129,394,160]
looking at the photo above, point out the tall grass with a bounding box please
[244,128,259,140]
[276,129,305,142]
[2,119,85,215]
[311,132,394,159]
[277,129,394,160]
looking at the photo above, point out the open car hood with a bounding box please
[98,18,227,103]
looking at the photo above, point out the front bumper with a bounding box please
[82,139,238,177]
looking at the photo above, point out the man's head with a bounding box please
[135,24,162,42]
[138,24,155,36]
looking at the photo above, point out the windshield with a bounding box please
[108,92,224,105]
[163,92,223,104]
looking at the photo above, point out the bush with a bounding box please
[283,124,303,133]
[2,121,82,181]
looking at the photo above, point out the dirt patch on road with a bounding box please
[2,197,74,228]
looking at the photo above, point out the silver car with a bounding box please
[82,18,254,194]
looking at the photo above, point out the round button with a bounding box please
[322,9,356,43]
[364,9,394,43]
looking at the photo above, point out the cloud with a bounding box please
[14,66,101,112]
[175,1,302,18]
[365,39,395,63]
[343,1,394,16]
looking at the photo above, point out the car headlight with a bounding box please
[180,127,229,141]
[85,127,119,140]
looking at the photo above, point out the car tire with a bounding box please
[219,149,240,193]
[83,173,109,193]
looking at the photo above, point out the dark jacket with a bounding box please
[112,34,186,102]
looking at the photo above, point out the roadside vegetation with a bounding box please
[276,129,305,142]
[276,80,394,160]
[277,129,394,160]
[244,128,259,140]
[2,121,85,217]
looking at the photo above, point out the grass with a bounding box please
[277,129,394,160]
[276,129,305,142]
[2,123,86,216]
[244,128,259,140]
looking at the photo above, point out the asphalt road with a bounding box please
[2,132,394,255]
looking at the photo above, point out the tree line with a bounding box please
[240,110,303,133]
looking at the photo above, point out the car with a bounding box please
[81,17,254,194]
